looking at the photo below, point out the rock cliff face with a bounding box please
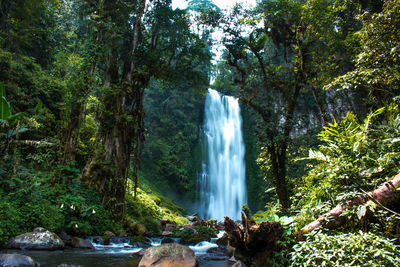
[138,243,197,267]
[8,227,64,250]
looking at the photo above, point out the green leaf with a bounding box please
[1,97,11,120]
[35,100,43,113]
[0,82,11,120]
[7,128,29,137]
[0,82,4,98]
[279,216,295,225]
[7,112,27,124]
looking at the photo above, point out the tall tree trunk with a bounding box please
[81,0,147,219]
[62,101,85,165]
[268,144,289,209]
[82,88,132,218]
[309,82,330,126]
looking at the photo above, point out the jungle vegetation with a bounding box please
[0,0,399,265]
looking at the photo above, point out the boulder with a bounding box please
[92,236,104,245]
[160,220,177,231]
[71,237,95,249]
[132,240,152,249]
[179,235,207,245]
[138,243,196,267]
[162,231,173,236]
[8,227,64,250]
[232,260,247,267]
[103,231,115,238]
[206,246,227,256]
[164,223,176,232]
[57,231,71,241]
[133,248,147,257]
[203,256,228,261]
[0,254,36,267]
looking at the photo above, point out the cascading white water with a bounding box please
[198,89,247,221]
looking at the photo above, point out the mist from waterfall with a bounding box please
[198,89,247,221]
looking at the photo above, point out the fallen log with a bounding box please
[17,140,56,147]
[298,172,400,238]
[224,212,283,267]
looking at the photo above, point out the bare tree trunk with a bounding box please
[298,172,400,239]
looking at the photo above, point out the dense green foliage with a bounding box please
[291,231,400,266]
[210,0,400,265]
[0,168,118,246]
[0,0,399,265]
[141,82,205,204]
[0,0,208,247]
[294,106,400,226]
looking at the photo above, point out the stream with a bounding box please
[1,233,230,267]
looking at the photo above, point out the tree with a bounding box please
[0,0,62,67]
[79,0,211,218]
[219,0,365,208]
[327,0,400,109]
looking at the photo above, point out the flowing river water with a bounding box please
[1,233,229,266]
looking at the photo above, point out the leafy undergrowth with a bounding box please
[0,166,122,247]
[291,231,400,267]
[0,164,189,247]
[253,104,400,266]
[125,179,188,234]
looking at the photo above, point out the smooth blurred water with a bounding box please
[199,89,247,221]
[189,241,218,255]
[1,235,229,267]
[1,248,141,267]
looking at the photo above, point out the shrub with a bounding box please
[290,231,400,266]
[139,216,161,235]
[294,106,400,229]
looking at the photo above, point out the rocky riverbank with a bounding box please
[1,214,283,267]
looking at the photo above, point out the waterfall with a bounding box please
[198,89,247,221]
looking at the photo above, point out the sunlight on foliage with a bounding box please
[291,231,400,266]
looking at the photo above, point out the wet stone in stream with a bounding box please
[1,235,230,267]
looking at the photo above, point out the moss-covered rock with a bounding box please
[175,226,218,245]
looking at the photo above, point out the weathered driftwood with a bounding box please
[224,212,283,266]
[298,172,400,238]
